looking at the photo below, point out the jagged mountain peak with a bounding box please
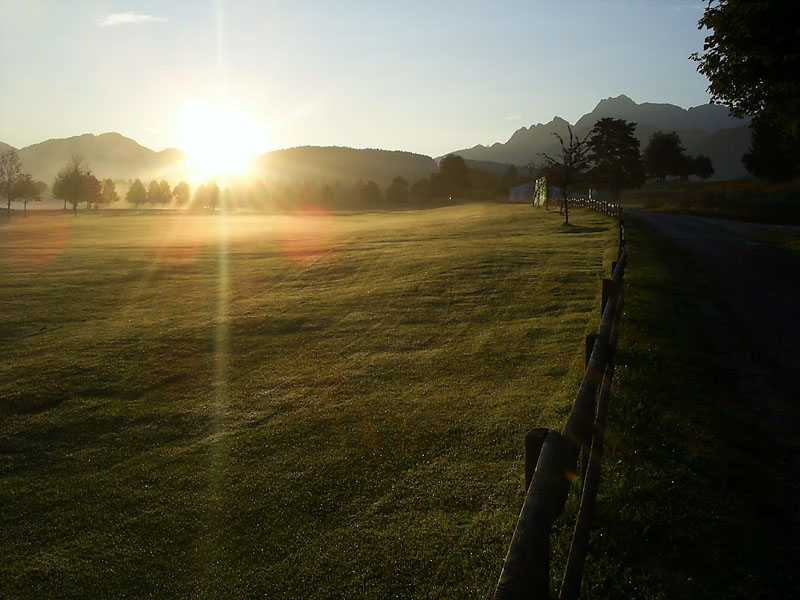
[574,94,747,133]
[446,95,752,180]
[593,94,637,111]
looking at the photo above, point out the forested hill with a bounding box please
[252,146,437,188]
[4,134,438,189]
[14,133,186,183]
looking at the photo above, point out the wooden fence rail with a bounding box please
[493,201,626,599]
[561,197,624,220]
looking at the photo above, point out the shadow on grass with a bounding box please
[568,216,800,598]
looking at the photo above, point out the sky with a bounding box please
[0,0,712,158]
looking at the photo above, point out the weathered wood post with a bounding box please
[602,279,619,314]
[493,249,626,600]
[524,428,549,492]
[585,333,599,367]
[494,431,571,600]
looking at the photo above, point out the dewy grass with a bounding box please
[575,217,799,599]
[0,204,615,599]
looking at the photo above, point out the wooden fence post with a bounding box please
[494,431,571,600]
[602,279,619,315]
[585,333,599,367]
[524,428,549,492]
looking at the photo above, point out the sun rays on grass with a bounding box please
[0,205,616,598]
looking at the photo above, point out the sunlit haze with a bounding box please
[0,0,711,157]
[178,101,269,180]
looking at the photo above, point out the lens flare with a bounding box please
[279,204,336,263]
[0,213,71,270]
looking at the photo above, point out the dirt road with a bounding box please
[631,211,800,389]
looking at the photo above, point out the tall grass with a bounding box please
[620,179,800,225]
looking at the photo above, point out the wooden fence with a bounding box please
[493,202,626,599]
[549,196,623,220]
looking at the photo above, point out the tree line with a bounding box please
[124,178,191,208]
[0,150,501,215]
[0,150,47,217]
[0,124,714,219]
[538,118,715,224]
[0,150,195,216]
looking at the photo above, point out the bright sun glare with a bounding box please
[178,101,268,180]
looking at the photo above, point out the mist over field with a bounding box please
[0,206,616,597]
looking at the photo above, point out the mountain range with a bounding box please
[12,133,187,184]
[1,133,438,189]
[1,95,753,186]
[447,95,752,180]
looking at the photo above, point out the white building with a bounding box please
[509,178,548,205]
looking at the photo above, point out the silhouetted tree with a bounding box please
[410,176,433,205]
[692,155,715,180]
[147,180,161,206]
[126,179,147,208]
[247,179,271,210]
[52,156,101,215]
[540,126,590,225]
[195,181,220,211]
[525,162,538,184]
[319,184,335,205]
[0,149,23,218]
[693,1,800,181]
[100,179,119,208]
[207,182,220,211]
[83,173,102,210]
[469,167,499,197]
[742,116,799,182]
[742,112,800,182]
[385,176,409,205]
[357,180,381,205]
[643,131,688,181]
[14,173,42,216]
[173,181,191,206]
[587,118,645,201]
[643,131,715,181]
[436,154,471,198]
[500,165,520,193]
[159,180,172,207]
[323,182,348,208]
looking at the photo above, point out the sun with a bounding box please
[178,101,268,180]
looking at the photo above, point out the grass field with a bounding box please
[0,204,616,598]
[619,179,800,225]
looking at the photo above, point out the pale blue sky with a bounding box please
[0,0,711,157]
